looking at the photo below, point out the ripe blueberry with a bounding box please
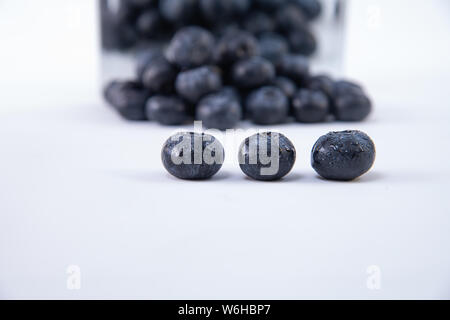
[276,54,310,85]
[292,89,329,123]
[332,80,372,121]
[244,11,276,35]
[200,0,250,22]
[104,81,149,121]
[159,0,200,25]
[272,76,297,99]
[306,74,335,102]
[196,90,242,130]
[214,29,260,66]
[162,132,224,180]
[140,55,177,93]
[259,33,289,63]
[311,130,376,181]
[165,26,215,69]
[232,56,275,89]
[136,10,162,38]
[146,95,189,125]
[246,86,289,125]
[275,3,307,33]
[293,0,322,20]
[288,27,317,56]
[175,66,222,104]
[238,132,296,181]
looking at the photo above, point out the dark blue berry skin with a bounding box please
[140,55,177,93]
[175,66,222,104]
[104,81,150,121]
[332,80,372,122]
[333,94,372,122]
[146,95,189,125]
[221,86,241,104]
[293,0,322,20]
[165,26,215,69]
[288,27,317,56]
[162,132,224,180]
[196,90,242,130]
[292,89,329,123]
[255,0,285,11]
[128,0,157,8]
[200,0,250,22]
[244,12,276,35]
[306,74,335,102]
[238,132,296,181]
[214,30,260,66]
[311,130,376,181]
[136,49,164,80]
[275,4,307,33]
[136,10,162,38]
[246,86,289,125]
[272,77,297,100]
[232,57,275,89]
[276,54,310,86]
[259,33,289,63]
[333,80,364,96]
[159,0,200,25]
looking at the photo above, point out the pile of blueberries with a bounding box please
[104,24,372,130]
[101,0,323,54]
[104,0,372,130]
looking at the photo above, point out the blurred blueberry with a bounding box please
[146,95,189,125]
[175,66,222,103]
[246,86,289,125]
[165,26,215,69]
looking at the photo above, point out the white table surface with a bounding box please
[1,0,449,299]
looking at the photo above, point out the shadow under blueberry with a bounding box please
[242,172,303,183]
[314,171,384,183]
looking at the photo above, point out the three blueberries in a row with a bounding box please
[162,130,376,181]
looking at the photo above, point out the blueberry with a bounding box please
[244,12,276,35]
[276,54,310,85]
[255,0,285,11]
[220,86,241,103]
[332,80,372,122]
[175,66,222,103]
[232,56,275,89]
[196,89,242,130]
[292,89,329,123]
[162,132,224,180]
[165,26,215,69]
[288,27,317,56]
[292,0,322,20]
[311,130,376,181]
[246,86,289,125]
[140,55,177,93]
[159,0,200,25]
[136,10,162,38]
[127,0,157,8]
[238,132,296,181]
[306,74,335,102]
[333,80,364,96]
[333,94,372,122]
[104,81,149,121]
[200,0,250,22]
[272,76,297,99]
[146,95,189,125]
[214,29,260,66]
[275,3,307,33]
[136,49,164,80]
[258,33,289,63]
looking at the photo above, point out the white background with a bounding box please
[0,0,449,299]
